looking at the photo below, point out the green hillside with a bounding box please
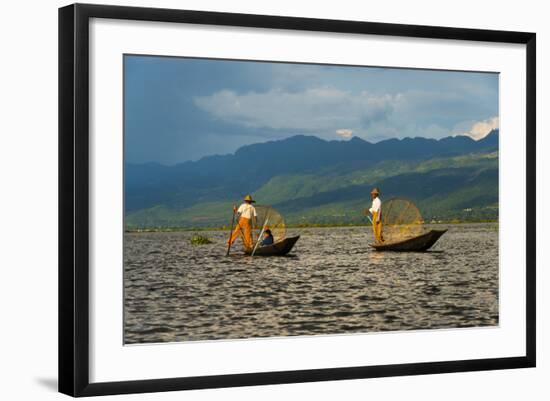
[255,151,497,203]
[126,151,498,229]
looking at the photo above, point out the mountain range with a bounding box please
[125,130,499,228]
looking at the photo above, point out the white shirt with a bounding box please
[369,197,381,221]
[237,203,257,219]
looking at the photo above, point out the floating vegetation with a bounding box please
[190,234,213,245]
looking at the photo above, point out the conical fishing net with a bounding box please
[379,198,424,243]
[251,205,286,248]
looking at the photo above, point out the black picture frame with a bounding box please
[59,3,536,397]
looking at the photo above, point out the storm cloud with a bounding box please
[124,55,498,164]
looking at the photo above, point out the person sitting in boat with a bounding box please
[260,229,274,246]
[368,187,384,243]
[227,194,257,250]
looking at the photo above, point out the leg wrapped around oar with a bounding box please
[228,216,253,250]
[372,211,384,243]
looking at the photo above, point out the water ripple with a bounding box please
[124,223,499,344]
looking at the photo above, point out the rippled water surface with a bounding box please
[124,224,498,344]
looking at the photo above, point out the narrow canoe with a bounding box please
[370,229,447,252]
[245,235,300,256]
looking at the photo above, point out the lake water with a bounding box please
[124,223,499,344]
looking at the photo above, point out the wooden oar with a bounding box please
[225,208,237,256]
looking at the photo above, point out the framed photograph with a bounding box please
[58,3,536,397]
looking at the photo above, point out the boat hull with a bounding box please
[370,229,447,252]
[245,235,300,256]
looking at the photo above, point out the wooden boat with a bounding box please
[370,229,447,252]
[245,235,300,256]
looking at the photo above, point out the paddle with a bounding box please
[225,207,237,256]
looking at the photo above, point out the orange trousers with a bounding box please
[228,217,254,249]
[372,211,383,243]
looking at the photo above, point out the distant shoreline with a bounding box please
[125,220,498,233]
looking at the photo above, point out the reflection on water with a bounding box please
[124,224,499,344]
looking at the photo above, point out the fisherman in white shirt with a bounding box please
[367,187,384,243]
[227,194,257,250]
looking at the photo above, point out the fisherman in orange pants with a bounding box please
[368,187,384,243]
[228,194,257,250]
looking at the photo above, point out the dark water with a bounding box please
[124,223,499,344]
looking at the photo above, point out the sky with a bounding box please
[124,55,499,165]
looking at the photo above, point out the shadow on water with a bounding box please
[226,252,299,261]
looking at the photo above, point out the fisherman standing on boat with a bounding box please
[368,187,384,243]
[227,194,257,251]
